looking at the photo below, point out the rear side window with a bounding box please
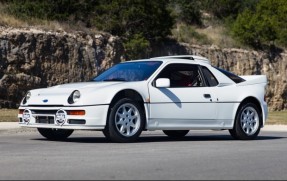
[214,67,245,83]
[201,66,218,86]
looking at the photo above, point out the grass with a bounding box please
[196,25,241,48]
[0,109,19,122]
[0,3,26,27]
[0,2,100,34]
[171,23,211,45]
[267,111,287,125]
[0,109,286,125]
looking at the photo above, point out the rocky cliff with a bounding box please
[0,27,286,110]
[0,27,124,108]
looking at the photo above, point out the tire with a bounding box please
[102,129,111,141]
[37,128,74,141]
[229,103,261,140]
[104,98,145,143]
[163,130,189,138]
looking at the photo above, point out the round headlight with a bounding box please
[73,90,81,102]
[68,90,81,104]
[22,91,31,104]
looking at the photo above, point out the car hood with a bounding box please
[38,81,122,95]
[52,81,122,90]
[26,81,126,106]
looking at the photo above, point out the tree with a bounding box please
[92,0,174,59]
[201,0,258,19]
[232,0,287,48]
[92,0,174,42]
[123,33,151,59]
[170,0,202,26]
[7,0,97,25]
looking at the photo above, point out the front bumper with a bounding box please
[18,105,109,130]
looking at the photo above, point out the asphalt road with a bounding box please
[0,129,287,180]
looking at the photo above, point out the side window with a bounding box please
[201,66,218,86]
[157,64,204,87]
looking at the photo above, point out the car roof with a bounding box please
[128,55,211,66]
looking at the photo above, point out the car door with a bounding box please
[148,63,218,129]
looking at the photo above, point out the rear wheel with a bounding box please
[163,130,189,138]
[229,103,261,140]
[104,98,145,143]
[37,128,74,140]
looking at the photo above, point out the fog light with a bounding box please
[22,109,32,124]
[55,109,67,125]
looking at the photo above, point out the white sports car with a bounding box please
[18,55,268,142]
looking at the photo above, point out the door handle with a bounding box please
[203,94,211,98]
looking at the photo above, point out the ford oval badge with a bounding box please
[43,99,48,103]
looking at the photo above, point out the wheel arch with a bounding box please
[233,96,263,128]
[107,89,148,128]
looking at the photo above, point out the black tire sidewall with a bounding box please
[107,98,145,143]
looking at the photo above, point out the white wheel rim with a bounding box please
[115,103,141,137]
[240,106,260,135]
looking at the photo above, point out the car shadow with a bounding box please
[158,88,182,108]
[31,134,285,144]
[138,135,285,143]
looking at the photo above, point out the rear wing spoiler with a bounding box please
[238,75,267,86]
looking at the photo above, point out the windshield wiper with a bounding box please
[102,78,126,81]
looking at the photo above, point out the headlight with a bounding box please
[68,90,81,104]
[22,91,31,104]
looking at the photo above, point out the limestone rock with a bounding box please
[0,27,286,111]
[0,27,123,108]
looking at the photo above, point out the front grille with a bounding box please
[35,116,55,124]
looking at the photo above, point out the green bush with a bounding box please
[170,0,202,26]
[3,0,287,50]
[231,0,287,48]
[6,0,96,25]
[3,0,174,59]
[92,0,174,42]
[92,0,174,59]
[201,0,258,19]
[123,34,151,60]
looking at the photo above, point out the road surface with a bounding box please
[0,128,286,180]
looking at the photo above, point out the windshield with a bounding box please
[93,61,162,82]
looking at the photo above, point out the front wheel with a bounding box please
[104,98,145,143]
[37,128,74,140]
[163,130,189,138]
[229,103,261,140]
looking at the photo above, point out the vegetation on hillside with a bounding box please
[0,0,287,57]
[232,0,287,49]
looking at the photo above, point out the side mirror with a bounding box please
[155,78,170,88]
